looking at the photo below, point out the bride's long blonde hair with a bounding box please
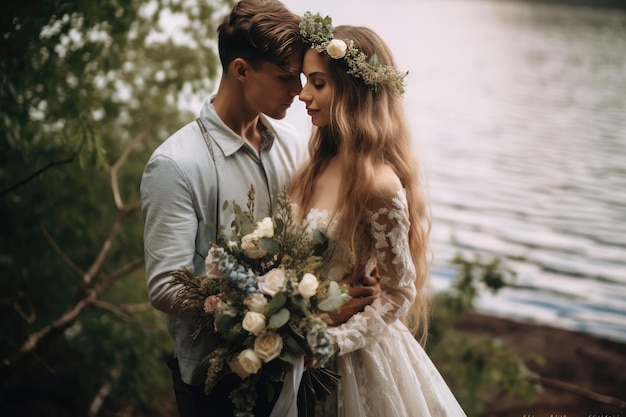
[290,25,431,343]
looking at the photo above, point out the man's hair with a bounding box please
[218,0,302,71]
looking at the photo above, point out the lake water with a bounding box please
[282,0,626,342]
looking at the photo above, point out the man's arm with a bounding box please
[141,153,199,322]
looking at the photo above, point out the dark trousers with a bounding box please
[167,358,274,417]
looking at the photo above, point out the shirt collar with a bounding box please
[199,96,276,157]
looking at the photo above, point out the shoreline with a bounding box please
[455,312,626,416]
[494,0,626,10]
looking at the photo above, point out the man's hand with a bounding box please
[326,267,381,326]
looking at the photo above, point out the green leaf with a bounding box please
[311,228,328,256]
[274,218,284,235]
[268,308,290,329]
[240,218,256,236]
[215,314,237,336]
[94,134,104,169]
[280,333,306,364]
[258,237,280,256]
[290,295,310,315]
[317,281,349,312]
[264,292,286,317]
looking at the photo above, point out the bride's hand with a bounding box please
[327,267,381,326]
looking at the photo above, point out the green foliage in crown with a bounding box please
[299,12,407,95]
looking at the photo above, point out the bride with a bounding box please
[289,12,467,417]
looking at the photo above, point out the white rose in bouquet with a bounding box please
[254,331,283,363]
[229,349,262,378]
[242,311,266,335]
[244,292,268,313]
[258,268,286,296]
[298,273,319,299]
[241,233,267,259]
[255,217,274,238]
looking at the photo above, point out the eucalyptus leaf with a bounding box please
[258,237,280,256]
[318,281,349,312]
[280,333,306,363]
[274,218,284,235]
[268,308,290,329]
[290,295,310,315]
[240,218,256,235]
[264,292,286,317]
[312,228,328,256]
[215,315,239,341]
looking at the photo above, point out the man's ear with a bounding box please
[231,58,249,82]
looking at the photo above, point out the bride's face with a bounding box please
[299,49,333,127]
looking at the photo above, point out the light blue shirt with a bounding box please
[141,97,307,384]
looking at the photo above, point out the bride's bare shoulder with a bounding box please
[372,164,402,194]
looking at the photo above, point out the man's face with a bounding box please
[243,53,302,120]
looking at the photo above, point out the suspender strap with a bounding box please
[196,117,220,245]
[196,117,216,161]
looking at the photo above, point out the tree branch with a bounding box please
[106,126,151,210]
[539,376,626,409]
[91,300,153,328]
[0,119,89,198]
[93,257,144,292]
[4,289,97,367]
[88,365,121,417]
[83,207,138,286]
[39,222,84,278]
[1,257,145,369]
[13,297,36,325]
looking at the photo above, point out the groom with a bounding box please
[141,1,379,416]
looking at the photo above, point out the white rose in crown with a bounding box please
[298,273,319,299]
[254,331,283,362]
[244,292,268,313]
[229,349,262,378]
[258,268,286,296]
[242,311,266,335]
[327,39,347,59]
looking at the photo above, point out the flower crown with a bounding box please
[299,12,407,95]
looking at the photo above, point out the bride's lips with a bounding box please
[306,108,319,116]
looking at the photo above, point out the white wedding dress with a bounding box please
[305,188,466,417]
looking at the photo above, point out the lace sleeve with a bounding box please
[326,189,417,355]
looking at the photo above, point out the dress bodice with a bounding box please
[304,208,358,283]
[304,189,418,355]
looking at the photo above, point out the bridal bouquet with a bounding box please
[172,187,348,417]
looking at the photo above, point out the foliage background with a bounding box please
[1,1,233,415]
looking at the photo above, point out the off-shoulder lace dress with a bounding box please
[305,189,466,417]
